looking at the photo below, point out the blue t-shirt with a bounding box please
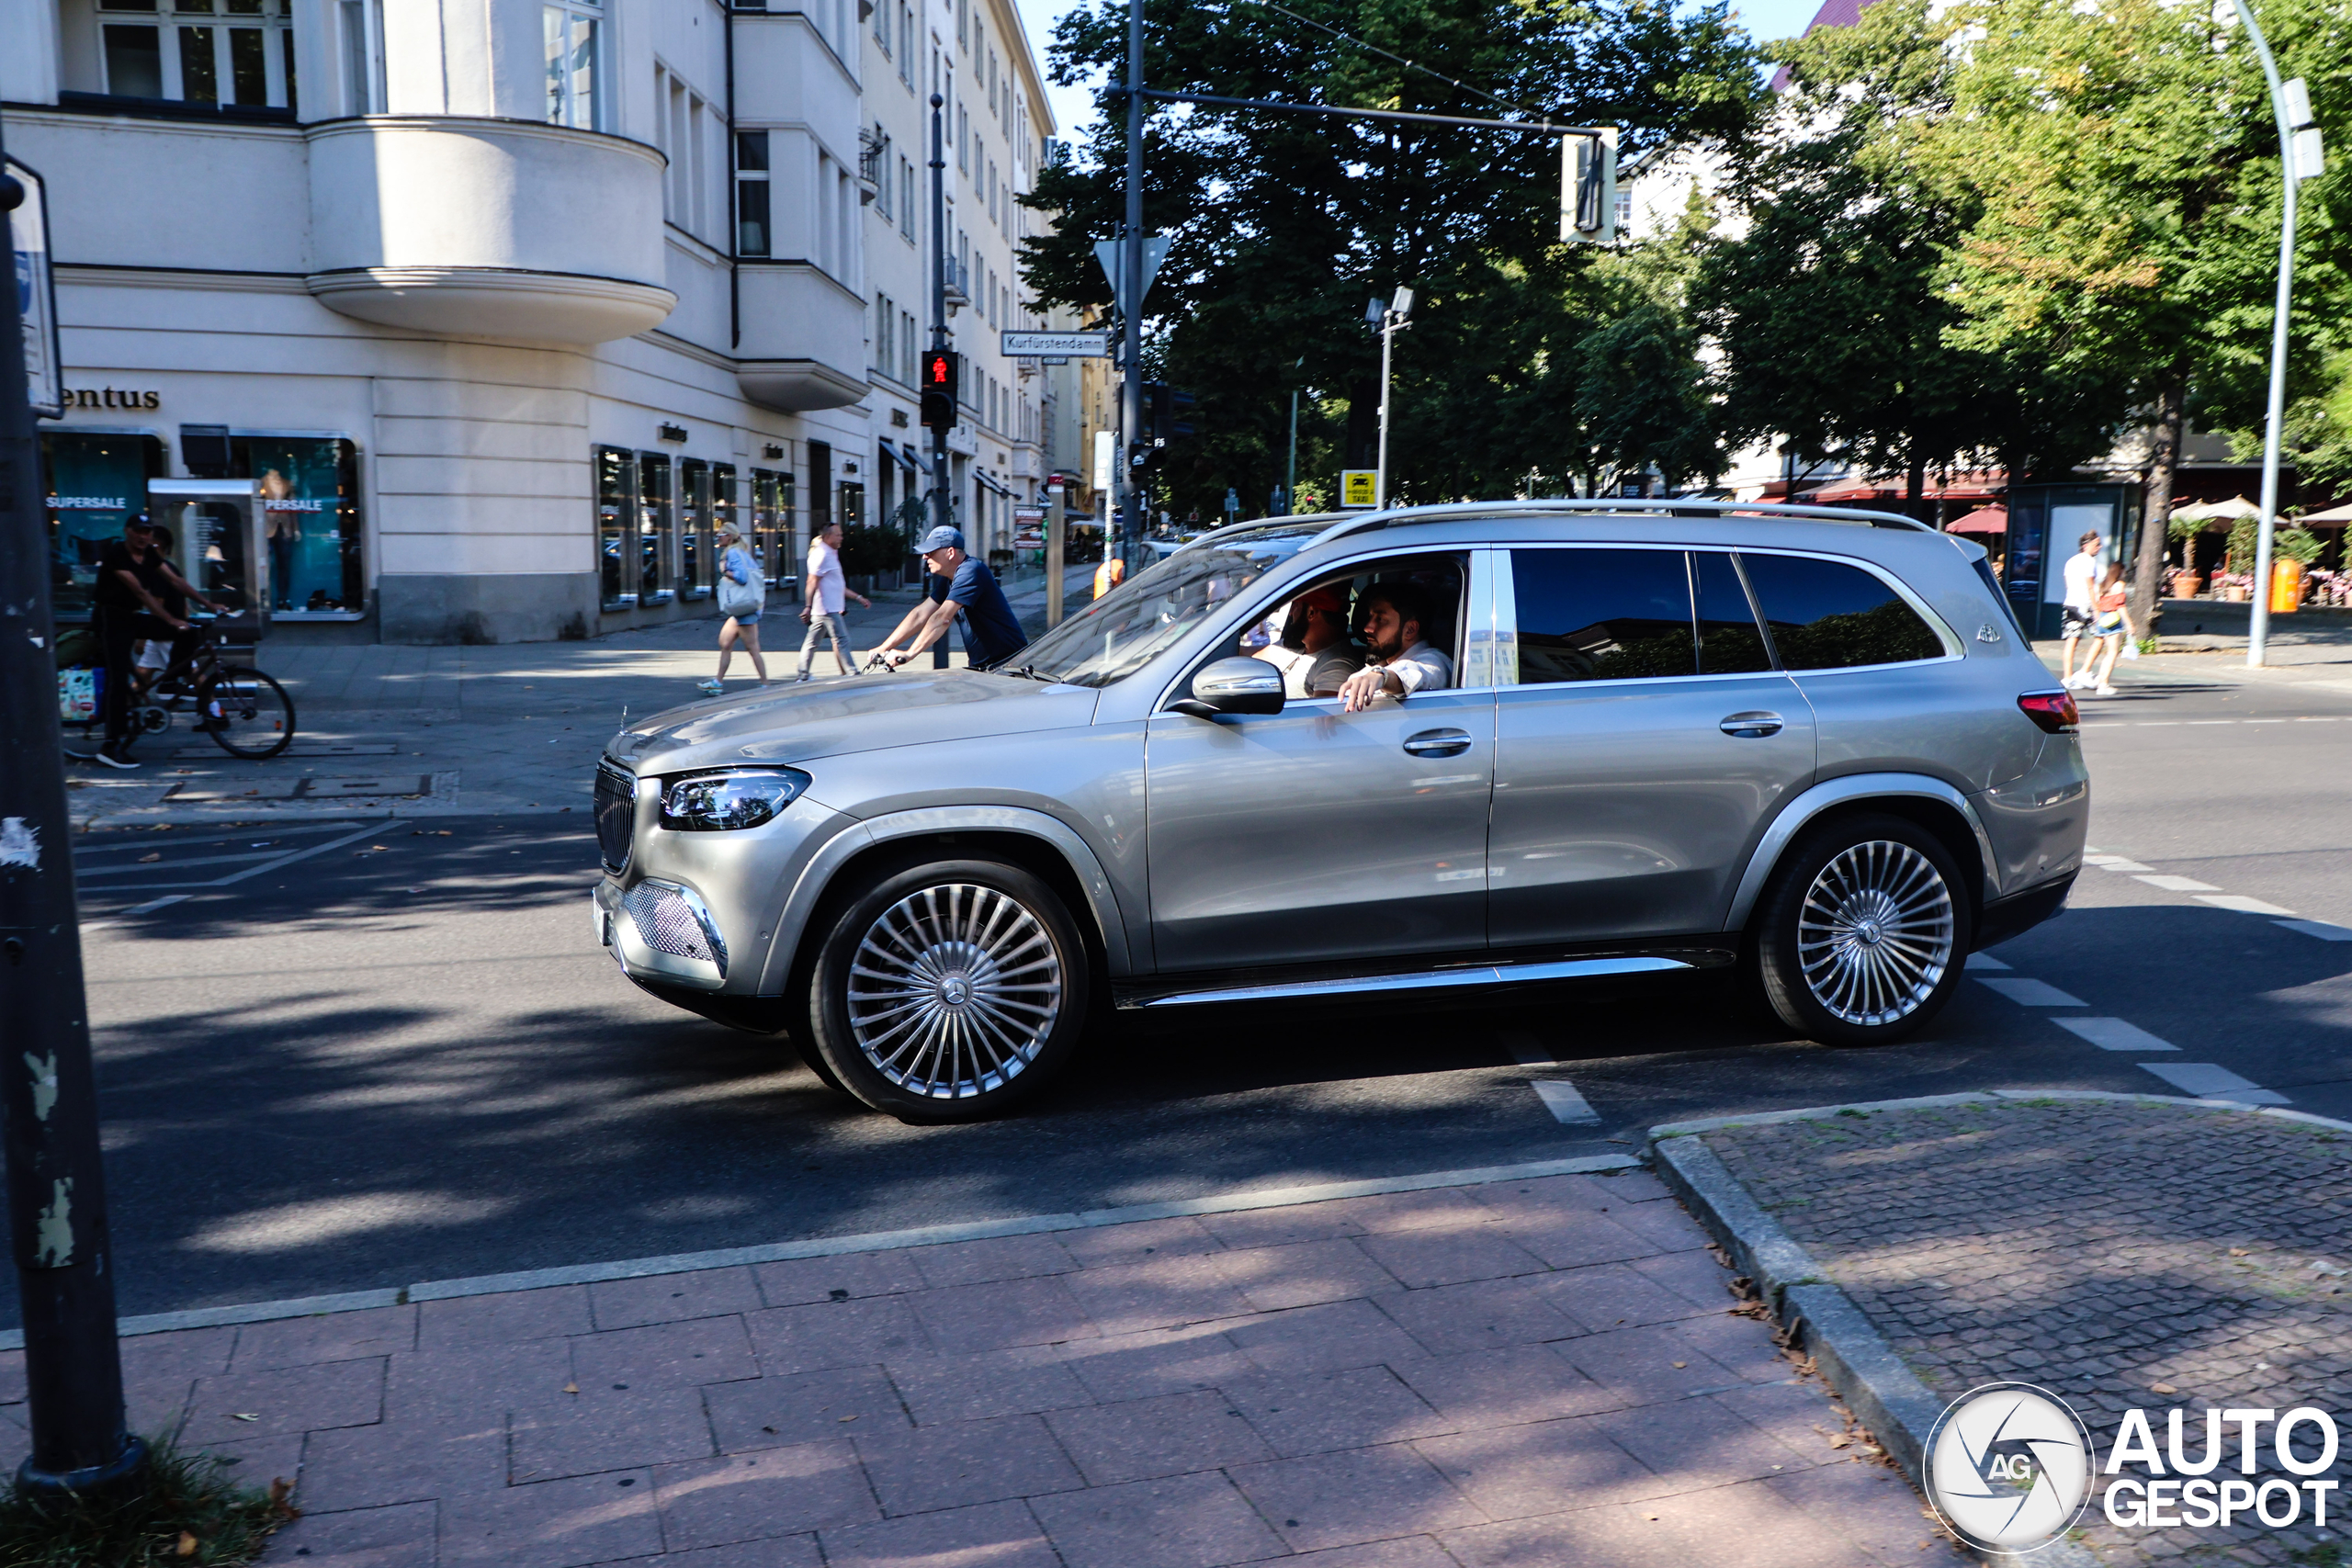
[947,557,1025,670]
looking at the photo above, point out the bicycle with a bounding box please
[62,615,298,762]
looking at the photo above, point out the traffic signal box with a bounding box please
[1145,382,1196,464]
[921,351,960,429]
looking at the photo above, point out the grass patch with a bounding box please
[0,1433,296,1567]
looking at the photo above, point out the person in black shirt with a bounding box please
[91,513,220,769]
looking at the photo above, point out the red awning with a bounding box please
[1797,471,2006,504]
[1946,504,2007,535]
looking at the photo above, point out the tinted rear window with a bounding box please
[1512,548,1695,683]
[1737,554,1944,670]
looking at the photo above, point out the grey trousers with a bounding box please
[797,611,854,676]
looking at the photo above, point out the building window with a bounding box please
[751,468,796,592]
[898,2,913,85]
[680,458,712,599]
[899,155,915,238]
[598,446,637,609]
[873,0,888,51]
[40,432,168,622]
[639,452,674,604]
[713,462,738,570]
[901,310,918,386]
[242,436,365,615]
[339,0,383,112]
[98,0,297,110]
[544,0,599,129]
[736,130,770,255]
[875,293,894,375]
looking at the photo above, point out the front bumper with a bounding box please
[595,877,730,990]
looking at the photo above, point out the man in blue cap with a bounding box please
[870,525,1028,671]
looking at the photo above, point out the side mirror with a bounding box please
[1170,656,1285,719]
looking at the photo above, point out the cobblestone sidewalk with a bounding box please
[0,1167,1958,1567]
[1693,1097,2352,1565]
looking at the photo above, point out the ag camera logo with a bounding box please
[1924,1382,2097,1554]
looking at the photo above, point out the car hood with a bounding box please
[605,671,1101,774]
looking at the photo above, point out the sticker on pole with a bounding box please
[1340,470,1379,509]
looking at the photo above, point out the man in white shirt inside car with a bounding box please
[1339,581,1453,712]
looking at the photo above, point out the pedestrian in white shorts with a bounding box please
[796,520,870,681]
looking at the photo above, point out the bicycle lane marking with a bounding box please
[82,820,385,895]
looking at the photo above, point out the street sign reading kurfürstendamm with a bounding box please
[1001,331,1110,357]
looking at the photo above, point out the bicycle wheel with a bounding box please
[198,667,297,759]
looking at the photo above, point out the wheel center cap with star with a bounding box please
[940,974,972,1007]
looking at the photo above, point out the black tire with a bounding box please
[1751,812,1972,1046]
[200,668,296,759]
[807,857,1090,1122]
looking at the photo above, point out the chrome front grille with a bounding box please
[594,761,637,873]
[622,882,727,971]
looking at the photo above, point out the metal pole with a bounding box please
[0,135,147,1498]
[1284,388,1299,515]
[1046,477,1066,626]
[2233,0,2297,667]
[1120,0,1145,569]
[929,94,951,538]
[1374,310,1394,508]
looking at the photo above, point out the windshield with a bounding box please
[1017,527,1319,688]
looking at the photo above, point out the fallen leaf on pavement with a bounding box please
[175,1529,198,1556]
[2152,1382,2177,1394]
[1671,1361,1687,1369]
[139,852,161,863]
[838,1415,858,1422]
[562,1382,580,1394]
[2229,1247,2251,1258]
[1826,1433,1852,1449]
[269,1476,296,1511]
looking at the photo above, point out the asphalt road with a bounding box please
[31,671,2352,1325]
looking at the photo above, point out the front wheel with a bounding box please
[1752,813,1971,1046]
[199,668,296,759]
[807,858,1090,1122]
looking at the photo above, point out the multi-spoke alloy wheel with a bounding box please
[1794,840,1955,1027]
[847,883,1064,1097]
[1753,814,1971,1046]
[809,859,1091,1121]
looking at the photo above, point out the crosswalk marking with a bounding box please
[2052,1017,2179,1054]
[1962,953,2011,972]
[1976,977,2086,1007]
[1532,1080,1601,1124]
[2134,1062,2290,1105]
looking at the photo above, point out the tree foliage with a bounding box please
[1019,0,1767,517]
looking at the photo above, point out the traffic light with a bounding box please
[1562,128,1618,244]
[921,351,959,429]
[1147,382,1196,449]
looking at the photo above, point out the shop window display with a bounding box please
[750,468,796,593]
[681,457,711,600]
[639,452,674,604]
[233,436,362,615]
[41,432,166,621]
[598,446,636,609]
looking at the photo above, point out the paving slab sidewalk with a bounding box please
[0,1166,1961,1567]
[63,567,1098,829]
[1661,1095,2352,1565]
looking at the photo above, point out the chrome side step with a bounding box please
[1125,954,1693,1010]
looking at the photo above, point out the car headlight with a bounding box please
[659,768,811,831]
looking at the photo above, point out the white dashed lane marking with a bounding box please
[1532,1080,1602,1124]
[2133,874,2221,893]
[2133,1063,2290,1105]
[2278,919,2352,942]
[1974,977,2087,1008]
[2196,894,2298,916]
[1963,953,2011,972]
[2052,1018,2180,1054]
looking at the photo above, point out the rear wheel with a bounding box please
[199,668,296,759]
[807,858,1089,1122]
[1752,813,1970,1046]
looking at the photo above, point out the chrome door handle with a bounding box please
[1720,712,1783,739]
[1403,728,1473,758]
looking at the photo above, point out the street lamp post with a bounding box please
[0,128,147,1500]
[929,94,951,539]
[1119,0,1145,570]
[1372,286,1412,509]
[2231,0,2323,668]
[1284,388,1299,515]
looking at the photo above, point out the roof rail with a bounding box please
[1303,497,1937,550]
[1166,514,1340,556]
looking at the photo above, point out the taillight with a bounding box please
[2018,691,2079,734]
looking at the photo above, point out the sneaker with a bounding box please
[697,680,724,694]
[2096,682,2118,695]
[94,743,140,771]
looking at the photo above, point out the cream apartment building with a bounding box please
[6,0,1054,643]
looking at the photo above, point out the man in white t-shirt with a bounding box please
[2059,531,2102,689]
[794,521,872,681]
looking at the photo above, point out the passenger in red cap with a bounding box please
[1254,582,1365,698]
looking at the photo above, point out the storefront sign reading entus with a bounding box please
[61,387,163,411]
[1923,1383,2342,1554]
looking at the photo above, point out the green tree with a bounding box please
[1920,0,2344,627]
[1020,0,1768,518]
[1695,0,2126,513]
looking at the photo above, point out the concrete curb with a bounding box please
[1644,1088,2352,1567]
[0,1152,1641,1351]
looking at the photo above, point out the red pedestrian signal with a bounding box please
[921,351,959,429]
